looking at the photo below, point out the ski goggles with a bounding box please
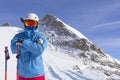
[24,20,38,27]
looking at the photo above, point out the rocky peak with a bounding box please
[40,14,106,56]
[40,14,84,38]
[2,23,10,26]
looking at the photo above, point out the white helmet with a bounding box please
[25,13,39,21]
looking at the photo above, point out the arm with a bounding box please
[21,34,48,57]
[10,33,28,54]
[10,35,19,54]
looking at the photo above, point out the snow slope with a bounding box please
[0,27,22,80]
[0,15,120,80]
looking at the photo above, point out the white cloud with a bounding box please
[92,21,120,29]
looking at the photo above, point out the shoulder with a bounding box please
[35,31,45,37]
[14,31,25,38]
[39,33,47,39]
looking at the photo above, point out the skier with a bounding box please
[10,13,47,80]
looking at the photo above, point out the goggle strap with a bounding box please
[20,18,24,23]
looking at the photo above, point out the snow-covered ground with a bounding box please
[0,27,20,80]
[0,26,120,80]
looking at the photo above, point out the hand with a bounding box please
[17,39,23,43]
[16,39,23,45]
[36,39,43,44]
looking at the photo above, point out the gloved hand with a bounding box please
[16,38,24,45]
[17,39,24,43]
[36,39,43,44]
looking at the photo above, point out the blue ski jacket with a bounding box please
[10,28,47,78]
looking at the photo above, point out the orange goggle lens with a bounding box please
[24,20,38,27]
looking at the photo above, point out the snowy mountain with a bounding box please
[40,14,120,80]
[0,14,120,80]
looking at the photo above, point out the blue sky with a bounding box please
[0,0,120,60]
